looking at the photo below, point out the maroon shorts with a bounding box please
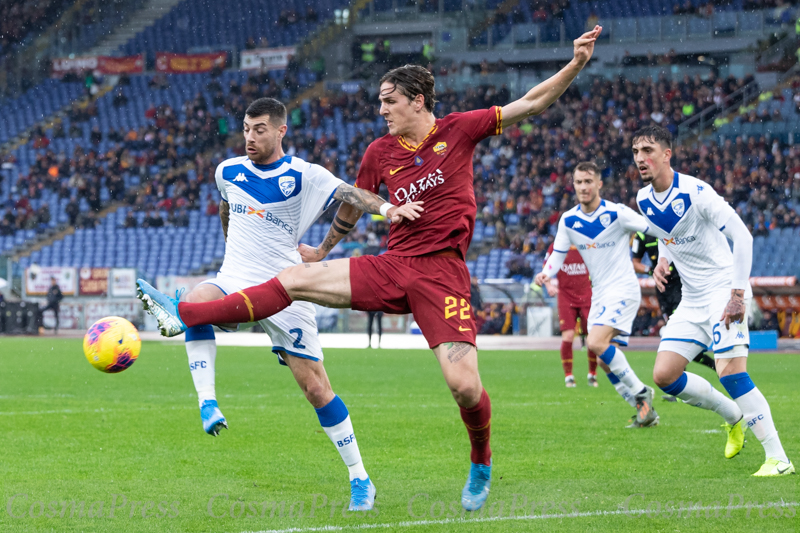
[350,252,476,349]
[558,297,590,334]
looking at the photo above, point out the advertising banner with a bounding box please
[110,268,137,298]
[156,51,227,73]
[240,47,296,70]
[79,268,109,296]
[24,267,77,296]
[51,55,144,76]
[84,300,142,326]
[156,275,211,297]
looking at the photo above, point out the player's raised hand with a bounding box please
[388,201,424,224]
[720,289,746,330]
[573,25,601,66]
[298,243,325,263]
[653,257,671,293]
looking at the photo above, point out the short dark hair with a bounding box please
[574,161,600,176]
[632,125,672,150]
[379,65,437,113]
[245,97,286,126]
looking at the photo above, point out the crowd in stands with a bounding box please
[0,70,312,237]
[0,0,73,57]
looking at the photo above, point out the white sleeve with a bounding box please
[215,163,228,202]
[721,213,753,290]
[303,164,345,218]
[696,184,736,230]
[617,205,650,233]
[657,239,674,264]
[542,216,570,278]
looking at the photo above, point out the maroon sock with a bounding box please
[560,340,573,377]
[588,350,598,375]
[460,389,492,466]
[179,278,292,327]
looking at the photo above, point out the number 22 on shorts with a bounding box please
[444,296,472,331]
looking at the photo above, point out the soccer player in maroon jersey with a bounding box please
[542,243,598,387]
[137,26,602,511]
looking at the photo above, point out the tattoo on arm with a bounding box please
[444,341,473,364]
[219,200,230,242]
[333,183,389,215]
[316,203,361,257]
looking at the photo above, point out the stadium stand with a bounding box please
[11,69,800,286]
[121,0,353,58]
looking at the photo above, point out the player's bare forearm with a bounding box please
[333,183,387,215]
[317,203,362,257]
[219,200,229,242]
[501,60,583,126]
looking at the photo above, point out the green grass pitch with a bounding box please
[0,338,797,532]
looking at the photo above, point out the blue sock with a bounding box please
[660,372,688,396]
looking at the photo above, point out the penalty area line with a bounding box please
[241,501,800,533]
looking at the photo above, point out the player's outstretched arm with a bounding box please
[501,26,601,127]
[219,199,230,242]
[332,183,423,223]
[297,184,424,262]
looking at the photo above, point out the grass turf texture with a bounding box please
[0,338,797,532]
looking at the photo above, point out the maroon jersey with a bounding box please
[545,243,591,305]
[356,107,503,258]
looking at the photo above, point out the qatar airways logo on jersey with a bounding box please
[576,241,616,251]
[662,235,696,246]
[394,169,445,204]
[230,203,293,235]
[561,263,587,276]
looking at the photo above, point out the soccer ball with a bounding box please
[83,316,141,373]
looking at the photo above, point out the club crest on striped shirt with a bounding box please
[672,199,685,217]
[599,213,611,227]
[279,175,296,197]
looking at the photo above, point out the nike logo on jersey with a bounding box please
[389,166,404,175]
[234,173,248,182]
[572,221,584,229]
[459,326,472,332]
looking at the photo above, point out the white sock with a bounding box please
[606,372,637,408]
[599,346,646,395]
[316,395,368,481]
[721,373,789,463]
[186,339,216,406]
[663,372,742,424]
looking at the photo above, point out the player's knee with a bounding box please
[586,338,608,357]
[652,366,679,388]
[561,330,575,343]
[449,380,482,407]
[299,377,332,408]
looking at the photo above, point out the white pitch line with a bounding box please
[240,501,800,533]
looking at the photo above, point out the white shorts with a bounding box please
[659,296,750,362]
[199,274,324,364]
[587,296,640,347]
